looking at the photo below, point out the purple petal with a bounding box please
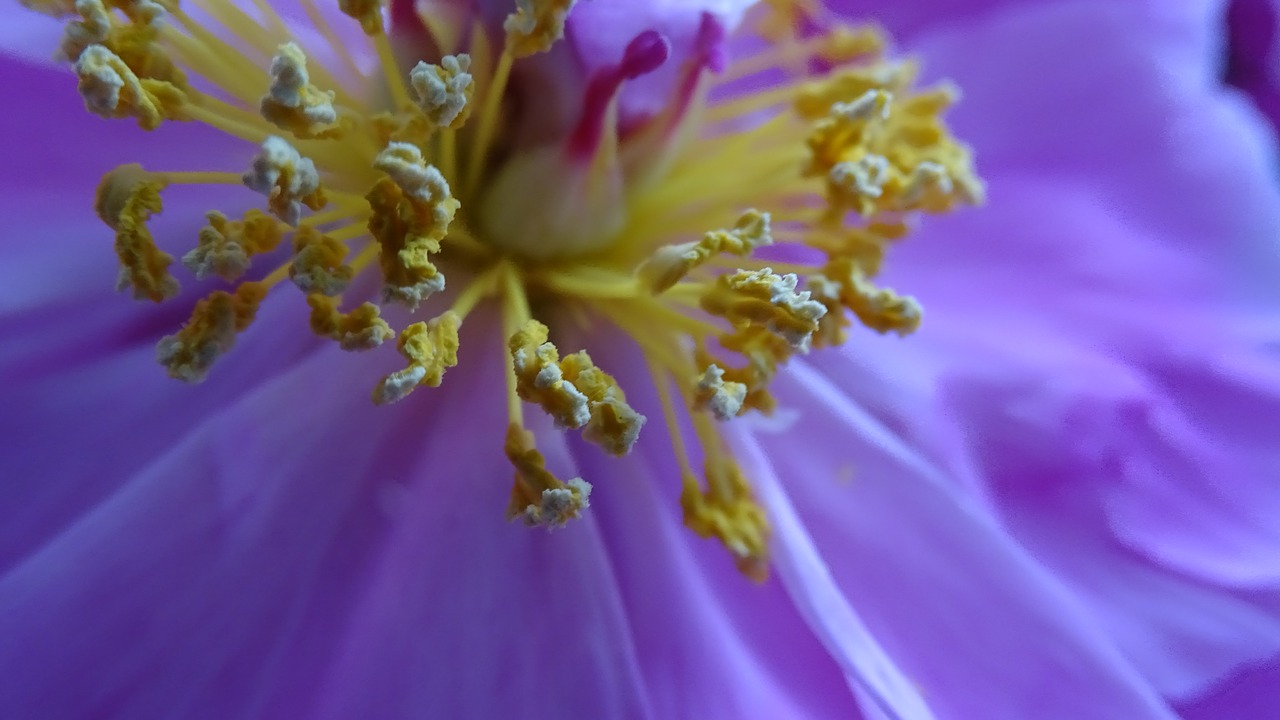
[561,328,863,719]
[746,360,1181,719]
[0,319,658,719]
[825,0,1219,48]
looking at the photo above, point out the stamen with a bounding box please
[503,424,592,528]
[156,282,266,382]
[242,136,327,225]
[409,54,474,129]
[372,311,461,404]
[183,210,283,281]
[35,0,988,576]
[637,209,773,294]
[368,142,459,309]
[338,0,385,35]
[289,226,355,295]
[307,295,394,351]
[701,268,827,351]
[694,364,747,421]
[94,163,178,302]
[508,320,646,455]
[503,0,576,58]
[260,42,341,139]
[75,44,187,130]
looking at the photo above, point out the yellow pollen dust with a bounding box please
[49,0,982,579]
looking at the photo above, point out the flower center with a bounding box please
[39,0,983,579]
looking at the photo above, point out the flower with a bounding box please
[0,2,1277,720]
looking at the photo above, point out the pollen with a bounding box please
[637,209,774,294]
[94,163,178,302]
[307,295,394,351]
[184,210,282,282]
[156,282,266,382]
[508,320,645,455]
[243,137,327,225]
[410,55,474,129]
[373,311,461,404]
[260,43,341,139]
[503,0,576,57]
[368,143,459,309]
[289,226,355,296]
[43,0,984,579]
[75,44,186,129]
[504,424,592,528]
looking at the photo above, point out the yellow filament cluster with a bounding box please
[42,0,983,578]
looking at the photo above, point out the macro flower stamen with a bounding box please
[36,0,983,577]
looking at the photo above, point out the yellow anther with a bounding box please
[58,0,109,61]
[503,423,592,527]
[693,364,747,421]
[509,320,591,428]
[795,62,916,120]
[560,352,646,456]
[156,282,266,382]
[288,226,354,296]
[59,0,174,68]
[75,44,186,130]
[681,459,770,582]
[696,345,778,417]
[826,155,889,215]
[368,143,458,308]
[372,311,461,404]
[818,25,886,64]
[503,0,576,57]
[19,0,79,14]
[701,268,827,350]
[638,209,774,294]
[409,54,474,129]
[508,320,646,454]
[338,0,384,34]
[755,0,821,43]
[804,89,891,177]
[243,136,327,226]
[183,210,282,281]
[260,42,341,139]
[307,295,394,351]
[812,258,922,338]
[94,163,178,302]
[106,0,171,22]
